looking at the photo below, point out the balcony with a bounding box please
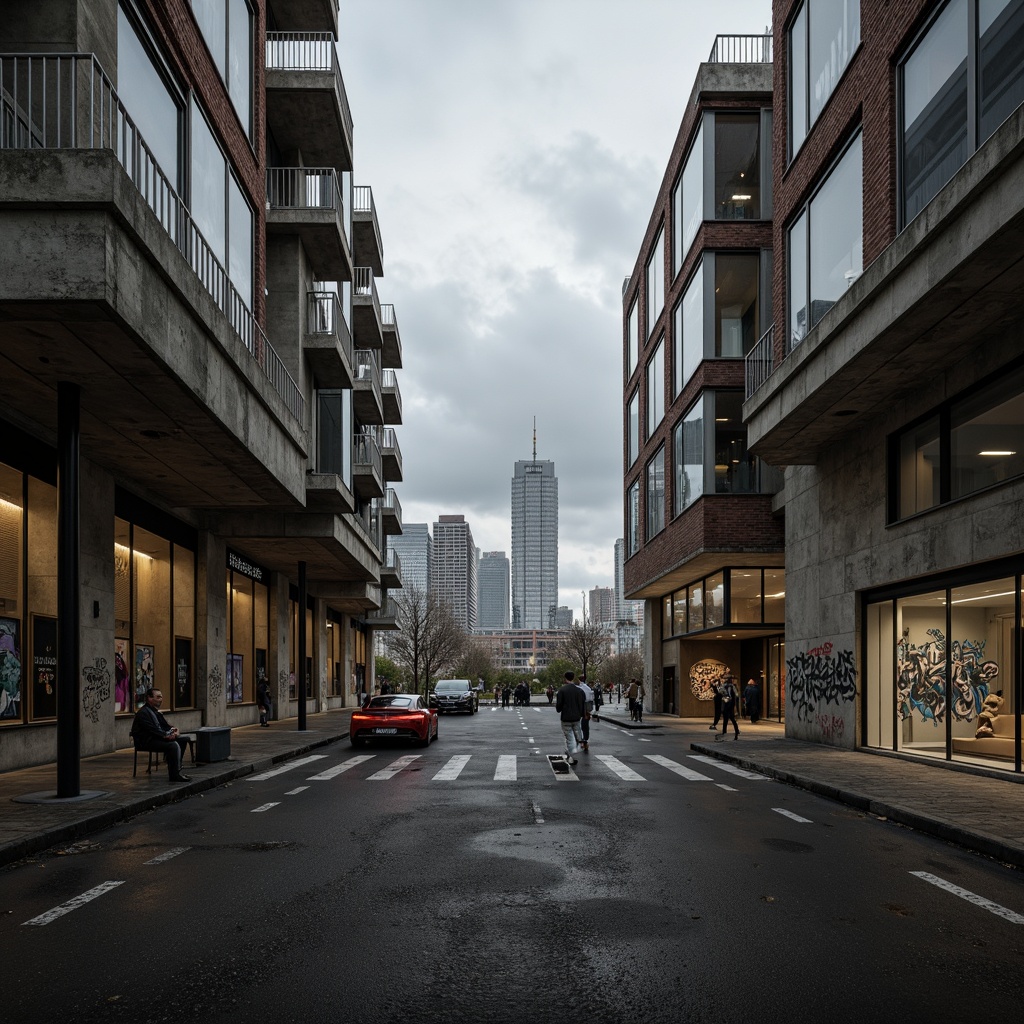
[352,267,383,349]
[378,426,403,482]
[744,323,775,399]
[381,368,402,424]
[365,595,400,630]
[304,290,354,388]
[374,487,403,537]
[266,0,339,36]
[380,303,403,369]
[353,431,384,499]
[707,34,773,63]
[352,186,384,277]
[265,32,353,171]
[353,349,383,426]
[266,167,352,282]
[305,469,355,515]
[381,546,402,589]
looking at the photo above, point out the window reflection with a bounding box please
[730,570,762,623]
[714,392,758,494]
[705,572,725,628]
[646,447,665,540]
[674,396,704,515]
[681,125,704,259]
[715,253,759,357]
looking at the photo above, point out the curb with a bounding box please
[690,742,1024,870]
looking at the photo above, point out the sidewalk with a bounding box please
[3,705,1024,872]
[0,708,356,868]
[599,706,1024,870]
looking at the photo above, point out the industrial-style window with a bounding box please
[626,480,641,556]
[646,338,665,437]
[646,447,666,540]
[627,389,639,467]
[626,299,639,379]
[646,227,665,337]
[190,0,254,136]
[900,0,1024,226]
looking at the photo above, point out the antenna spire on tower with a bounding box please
[532,417,537,462]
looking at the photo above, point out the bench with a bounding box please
[951,714,1015,760]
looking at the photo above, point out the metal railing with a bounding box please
[378,487,402,520]
[381,368,402,419]
[378,426,400,453]
[266,166,342,213]
[265,31,353,145]
[354,348,381,396]
[353,432,382,477]
[745,323,775,399]
[384,546,401,574]
[0,53,304,423]
[353,184,383,259]
[306,290,353,363]
[708,33,773,63]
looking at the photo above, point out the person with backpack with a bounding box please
[716,674,740,740]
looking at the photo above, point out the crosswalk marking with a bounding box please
[307,755,376,780]
[688,755,768,780]
[494,755,517,780]
[645,754,712,781]
[145,847,190,865]
[433,755,471,780]
[596,754,646,781]
[773,808,812,823]
[252,802,279,813]
[22,881,125,926]
[911,871,1024,925]
[248,755,328,781]
[367,754,420,780]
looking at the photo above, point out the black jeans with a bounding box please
[721,703,739,735]
[140,738,188,778]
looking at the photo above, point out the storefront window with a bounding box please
[327,615,344,697]
[673,589,687,636]
[173,544,195,708]
[895,589,948,759]
[689,582,704,632]
[706,572,725,628]
[730,570,762,623]
[227,554,268,705]
[0,463,24,724]
[662,595,672,639]
[763,569,786,623]
[27,477,58,721]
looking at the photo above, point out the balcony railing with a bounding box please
[354,430,382,474]
[354,348,380,392]
[265,31,353,139]
[266,166,342,214]
[745,323,775,399]
[306,290,352,360]
[385,546,401,575]
[353,184,383,255]
[0,53,304,423]
[381,368,402,418]
[708,33,773,63]
[354,266,381,310]
[377,487,402,520]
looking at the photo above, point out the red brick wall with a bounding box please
[140,0,268,326]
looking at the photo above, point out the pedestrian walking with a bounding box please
[626,678,645,721]
[546,684,554,704]
[592,681,603,721]
[578,675,594,751]
[743,677,762,724]
[555,670,585,765]
[256,675,272,727]
[710,686,722,731]
[716,674,740,740]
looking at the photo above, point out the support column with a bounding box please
[297,560,307,730]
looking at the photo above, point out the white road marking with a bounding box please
[910,871,1024,924]
[367,754,421,780]
[716,784,738,791]
[145,847,190,865]
[307,755,376,780]
[23,881,125,926]
[527,737,534,743]
[285,786,309,795]
[251,802,280,813]
[433,755,471,781]
[688,755,768,780]
[596,755,646,781]
[494,755,517,781]
[773,808,812,823]
[248,755,328,781]
[532,801,545,824]
[645,754,712,781]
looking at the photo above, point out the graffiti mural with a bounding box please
[787,642,856,722]
[689,659,728,701]
[896,628,998,725]
[81,658,112,723]
[208,662,224,703]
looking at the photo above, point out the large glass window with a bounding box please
[715,254,759,357]
[730,570,763,623]
[646,227,665,337]
[227,563,268,706]
[789,0,861,154]
[646,447,665,540]
[714,114,761,220]
[627,481,640,556]
[705,571,725,629]
[980,0,1024,141]
[317,389,352,479]
[714,392,758,494]
[191,0,253,134]
[788,133,862,347]
[627,389,639,467]
[674,396,704,515]
[646,339,664,437]
[763,569,786,622]
[679,124,704,266]
[674,263,703,395]
[627,300,639,378]
[0,463,24,723]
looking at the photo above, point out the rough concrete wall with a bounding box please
[196,531,227,726]
[268,571,290,721]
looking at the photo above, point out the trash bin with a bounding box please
[195,726,231,763]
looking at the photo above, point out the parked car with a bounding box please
[350,695,438,747]
[429,679,479,714]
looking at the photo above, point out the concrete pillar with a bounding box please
[268,570,290,722]
[196,532,227,726]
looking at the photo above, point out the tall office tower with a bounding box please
[431,515,478,629]
[511,439,558,629]
[477,551,510,629]
[552,606,574,629]
[389,524,431,595]
[589,586,616,626]
[614,538,644,625]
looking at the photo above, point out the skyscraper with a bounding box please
[511,442,558,629]
[589,587,616,627]
[477,551,510,629]
[389,524,431,596]
[431,515,478,630]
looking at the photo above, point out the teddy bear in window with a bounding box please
[975,690,1005,738]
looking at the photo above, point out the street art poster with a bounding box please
[689,659,728,700]
[227,653,243,703]
[114,637,130,713]
[0,616,22,720]
[135,644,154,707]
[31,614,57,719]
[787,641,856,723]
[175,636,192,706]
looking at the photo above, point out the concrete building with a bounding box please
[0,0,404,771]
[388,523,430,597]
[473,628,568,676]
[552,606,574,629]
[477,550,510,629]
[622,33,786,720]
[743,0,1024,772]
[431,515,477,630]
[511,455,558,629]
[614,537,644,627]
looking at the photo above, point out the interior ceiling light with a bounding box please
[731,193,752,201]
[979,450,1016,456]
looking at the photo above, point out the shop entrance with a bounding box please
[662,666,676,713]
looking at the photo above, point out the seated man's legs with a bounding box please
[144,739,184,779]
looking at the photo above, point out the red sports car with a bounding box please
[350,695,438,747]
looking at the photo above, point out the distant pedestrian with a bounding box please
[743,677,762,724]
[710,686,722,731]
[256,675,272,727]
[502,685,511,708]
[546,684,554,704]
[592,682,604,721]
[626,678,645,721]
[494,685,501,706]
[716,675,740,740]
[578,675,594,751]
[555,670,585,765]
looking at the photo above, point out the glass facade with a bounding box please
[646,339,664,437]
[647,227,665,337]
[191,0,253,134]
[226,558,268,706]
[663,567,786,638]
[674,263,703,395]
[676,123,704,269]
[627,390,639,467]
[714,114,760,220]
[646,447,665,540]
[714,254,759,358]
[627,300,639,378]
[627,481,640,556]
[674,396,704,515]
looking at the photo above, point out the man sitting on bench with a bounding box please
[131,687,191,783]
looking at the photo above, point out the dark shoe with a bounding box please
[566,758,578,766]
[170,774,191,783]
[581,742,589,751]
[709,724,717,730]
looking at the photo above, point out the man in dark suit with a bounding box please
[131,687,191,782]
[555,670,585,766]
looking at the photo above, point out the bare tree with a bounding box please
[556,618,611,680]
[453,640,495,687]
[599,649,643,689]
[420,599,466,695]
[389,585,467,698]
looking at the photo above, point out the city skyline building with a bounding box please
[431,515,478,630]
[477,550,510,629]
[614,538,644,626]
[388,523,431,596]
[589,586,616,626]
[511,430,558,629]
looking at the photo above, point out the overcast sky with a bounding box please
[340,0,772,619]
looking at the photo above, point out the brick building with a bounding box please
[622,35,787,720]
[744,0,1024,771]
[0,0,405,772]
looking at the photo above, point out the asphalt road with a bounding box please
[4,705,1023,1024]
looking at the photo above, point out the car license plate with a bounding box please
[375,727,397,734]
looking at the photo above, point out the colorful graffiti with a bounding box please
[689,659,728,701]
[787,643,856,722]
[897,629,998,725]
